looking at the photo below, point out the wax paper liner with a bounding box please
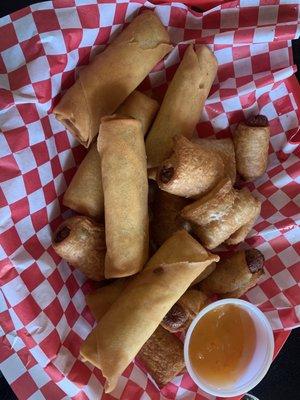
[0,1,299,399]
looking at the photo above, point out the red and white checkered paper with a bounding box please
[0,0,299,399]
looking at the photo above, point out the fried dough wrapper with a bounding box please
[156,135,226,198]
[200,249,264,298]
[80,230,219,392]
[98,116,148,278]
[63,91,159,220]
[52,216,105,281]
[54,11,171,147]
[234,115,270,181]
[146,45,217,168]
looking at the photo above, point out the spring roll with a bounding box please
[80,230,219,392]
[201,249,264,298]
[161,289,209,332]
[156,135,226,198]
[234,115,270,181]
[52,216,105,281]
[151,190,190,247]
[194,189,261,249]
[63,91,159,220]
[53,11,171,147]
[98,116,148,278]
[87,282,185,388]
[146,44,218,167]
[195,138,236,184]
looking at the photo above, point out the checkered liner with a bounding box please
[0,0,299,399]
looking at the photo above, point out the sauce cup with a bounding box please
[184,298,274,398]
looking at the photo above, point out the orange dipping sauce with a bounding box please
[189,304,256,388]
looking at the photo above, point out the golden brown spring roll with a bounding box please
[156,135,226,198]
[80,230,219,392]
[226,202,261,245]
[194,189,261,249]
[63,91,159,221]
[52,216,105,281]
[151,190,190,247]
[195,137,236,184]
[234,115,270,181]
[146,44,218,168]
[161,289,209,332]
[191,262,217,285]
[201,249,264,298]
[98,116,148,278]
[86,282,185,387]
[53,11,171,147]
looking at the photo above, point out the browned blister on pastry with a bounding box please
[233,115,270,181]
[52,216,106,281]
[146,44,218,168]
[138,326,185,388]
[98,116,149,278]
[161,289,209,332]
[62,91,159,221]
[156,135,226,198]
[200,249,264,298]
[53,11,171,147]
[80,230,219,392]
[151,189,190,247]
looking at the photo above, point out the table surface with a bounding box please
[0,1,299,400]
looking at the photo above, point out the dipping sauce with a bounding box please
[189,304,256,388]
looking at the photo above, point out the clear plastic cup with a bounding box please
[184,298,274,398]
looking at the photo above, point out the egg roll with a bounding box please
[98,116,148,278]
[156,135,226,198]
[234,115,270,181]
[63,91,159,220]
[146,44,218,167]
[195,137,236,183]
[161,289,209,332]
[80,230,219,392]
[52,216,105,281]
[86,282,185,388]
[53,11,171,147]
[201,249,264,298]
[151,190,190,247]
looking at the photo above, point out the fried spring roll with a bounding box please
[200,249,264,298]
[87,282,185,388]
[63,91,159,220]
[195,138,236,184]
[194,189,261,249]
[52,216,105,281]
[53,11,171,147]
[146,44,218,167]
[80,230,219,392]
[234,115,270,181]
[98,116,148,278]
[151,190,190,247]
[156,135,226,198]
[161,289,209,332]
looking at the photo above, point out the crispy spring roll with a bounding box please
[194,189,261,249]
[201,249,264,298]
[87,282,185,388]
[146,44,218,167]
[156,135,226,198]
[191,261,217,285]
[98,116,148,278]
[161,289,209,332]
[151,190,190,247]
[63,91,159,220]
[52,216,105,281]
[195,138,236,184]
[53,11,171,147]
[80,230,219,392]
[234,115,270,181]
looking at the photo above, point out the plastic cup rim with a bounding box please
[183,298,275,398]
